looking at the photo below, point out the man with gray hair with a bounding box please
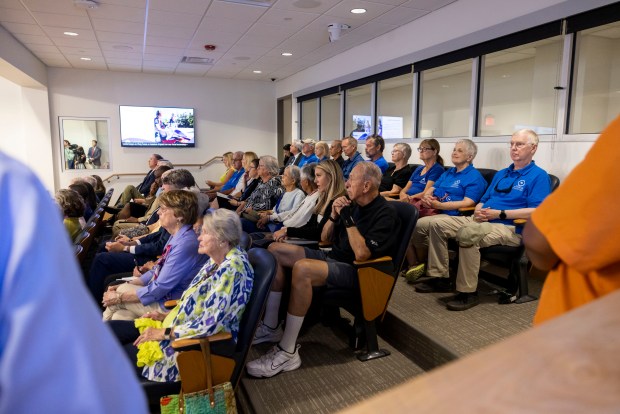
[246,162,399,378]
[417,130,551,311]
[285,140,303,167]
[298,139,319,167]
[341,136,364,180]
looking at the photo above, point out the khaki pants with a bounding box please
[411,215,448,264]
[118,185,143,206]
[102,283,161,321]
[427,216,521,292]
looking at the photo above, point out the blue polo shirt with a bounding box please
[221,168,245,191]
[342,152,364,180]
[406,163,444,196]
[432,164,487,216]
[480,161,551,224]
[298,153,319,167]
[372,156,389,174]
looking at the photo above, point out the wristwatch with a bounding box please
[499,210,507,220]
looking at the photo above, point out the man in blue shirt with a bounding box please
[419,130,551,311]
[366,134,389,173]
[298,139,319,167]
[206,151,245,198]
[341,136,364,180]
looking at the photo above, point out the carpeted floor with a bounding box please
[239,321,424,414]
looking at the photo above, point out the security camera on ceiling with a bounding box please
[328,23,351,42]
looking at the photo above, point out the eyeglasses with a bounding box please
[417,147,433,152]
[494,173,519,193]
[509,141,531,149]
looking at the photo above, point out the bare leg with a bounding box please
[267,242,308,292]
[288,259,329,317]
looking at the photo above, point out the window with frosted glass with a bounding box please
[300,98,318,139]
[320,93,340,140]
[419,60,471,138]
[377,73,413,139]
[479,36,563,136]
[569,21,620,134]
[345,84,372,140]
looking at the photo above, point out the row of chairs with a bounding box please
[74,188,114,264]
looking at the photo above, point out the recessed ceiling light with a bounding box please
[281,52,293,56]
[253,70,262,74]
[80,57,92,61]
[64,31,79,36]
[350,8,366,14]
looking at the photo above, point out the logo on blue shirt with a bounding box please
[450,180,461,188]
[513,179,526,192]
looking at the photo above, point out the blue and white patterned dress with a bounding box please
[142,246,254,382]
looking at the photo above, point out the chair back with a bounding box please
[230,248,276,388]
[477,168,497,187]
[389,202,420,277]
[76,230,91,263]
[549,174,560,192]
[240,232,252,251]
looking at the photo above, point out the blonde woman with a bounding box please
[206,151,235,188]
[315,141,329,162]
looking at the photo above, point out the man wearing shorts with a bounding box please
[246,162,399,378]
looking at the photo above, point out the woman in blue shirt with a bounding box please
[405,139,487,282]
[398,138,444,201]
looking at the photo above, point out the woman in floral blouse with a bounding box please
[133,209,254,382]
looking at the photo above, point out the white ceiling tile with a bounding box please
[148,9,203,26]
[400,0,456,10]
[40,58,72,67]
[13,33,54,45]
[45,27,97,40]
[257,7,319,27]
[0,0,27,11]
[1,22,45,36]
[366,0,408,5]
[0,7,37,24]
[106,57,143,65]
[145,35,189,48]
[144,45,185,56]
[102,50,142,59]
[205,1,267,23]
[88,4,146,23]
[58,45,103,57]
[224,44,273,57]
[142,59,178,68]
[143,53,183,63]
[107,64,143,71]
[194,16,249,37]
[97,32,144,45]
[150,0,211,14]
[141,66,175,74]
[34,51,67,60]
[373,6,427,25]
[23,43,61,53]
[92,18,145,35]
[22,0,85,15]
[100,0,146,8]
[324,0,394,21]
[71,61,108,70]
[51,37,100,48]
[31,12,92,29]
[272,0,342,14]
[146,24,197,39]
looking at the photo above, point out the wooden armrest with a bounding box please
[513,219,527,226]
[354,256,392,266]
[171,332,233,351]
[318,241,332,248]
[164,300,177,309]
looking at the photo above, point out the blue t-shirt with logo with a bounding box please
[432,164,487,216]
[221,168,245,191]
[406,163,444,196]
[480,161,551,224]
[373,156,389,174]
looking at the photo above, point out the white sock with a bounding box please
[263,291,282,329]
[279,313,304,354]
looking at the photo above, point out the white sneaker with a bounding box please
[252,321,283,345]
[246,344,301,378]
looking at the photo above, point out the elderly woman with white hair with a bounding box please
[111,209,254,383]
[236,155,284,218]
[405,139,488,283]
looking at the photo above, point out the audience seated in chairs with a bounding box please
[365,134,389,174]
[405,139,487,283]
[206,151,245,199]
[242,165,305,233]
[298,139,319,167]
[246,162,399,378]
[415,129,551,311]
[88,169,202,302]
[216,158,260,210]
[102,190,208,321]
[314,141,329,162]
[250,163,320,248]
[206,151,235,189]
[396,138,444,203]
[115,154,163,208]
[228,151,258,199]
[330,139,345,170]
[267,160,345,245]
[55,188,86,242]
[109,209,253,383]
[341,137,364,180]
[380,142,414,198]
[92,174,107,200]
[69,181,98,221]
[235,155,283,218]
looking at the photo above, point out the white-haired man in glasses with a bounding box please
[415,129,551,311]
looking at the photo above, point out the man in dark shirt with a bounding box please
[247,162,399,378]
[330,139,345,170]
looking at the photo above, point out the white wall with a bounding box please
[47,68,277,192]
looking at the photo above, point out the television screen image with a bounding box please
[120,105,195,148]
[350,115,372,140]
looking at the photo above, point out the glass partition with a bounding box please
[345,84,372,140]
[59,117,110,171]
[300,98,318,139]
[378,73,413,139]
[320,93,341,140]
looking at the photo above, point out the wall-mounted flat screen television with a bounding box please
[120,105,195,147]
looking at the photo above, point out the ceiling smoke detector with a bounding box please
[74,0,99,9]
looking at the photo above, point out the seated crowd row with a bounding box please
[71,128,551,387]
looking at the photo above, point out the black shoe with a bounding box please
[414,278,454,293]
[446,292,479,311]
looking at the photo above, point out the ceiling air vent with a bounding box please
[181,57,215,65]
[219,0,275,7]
